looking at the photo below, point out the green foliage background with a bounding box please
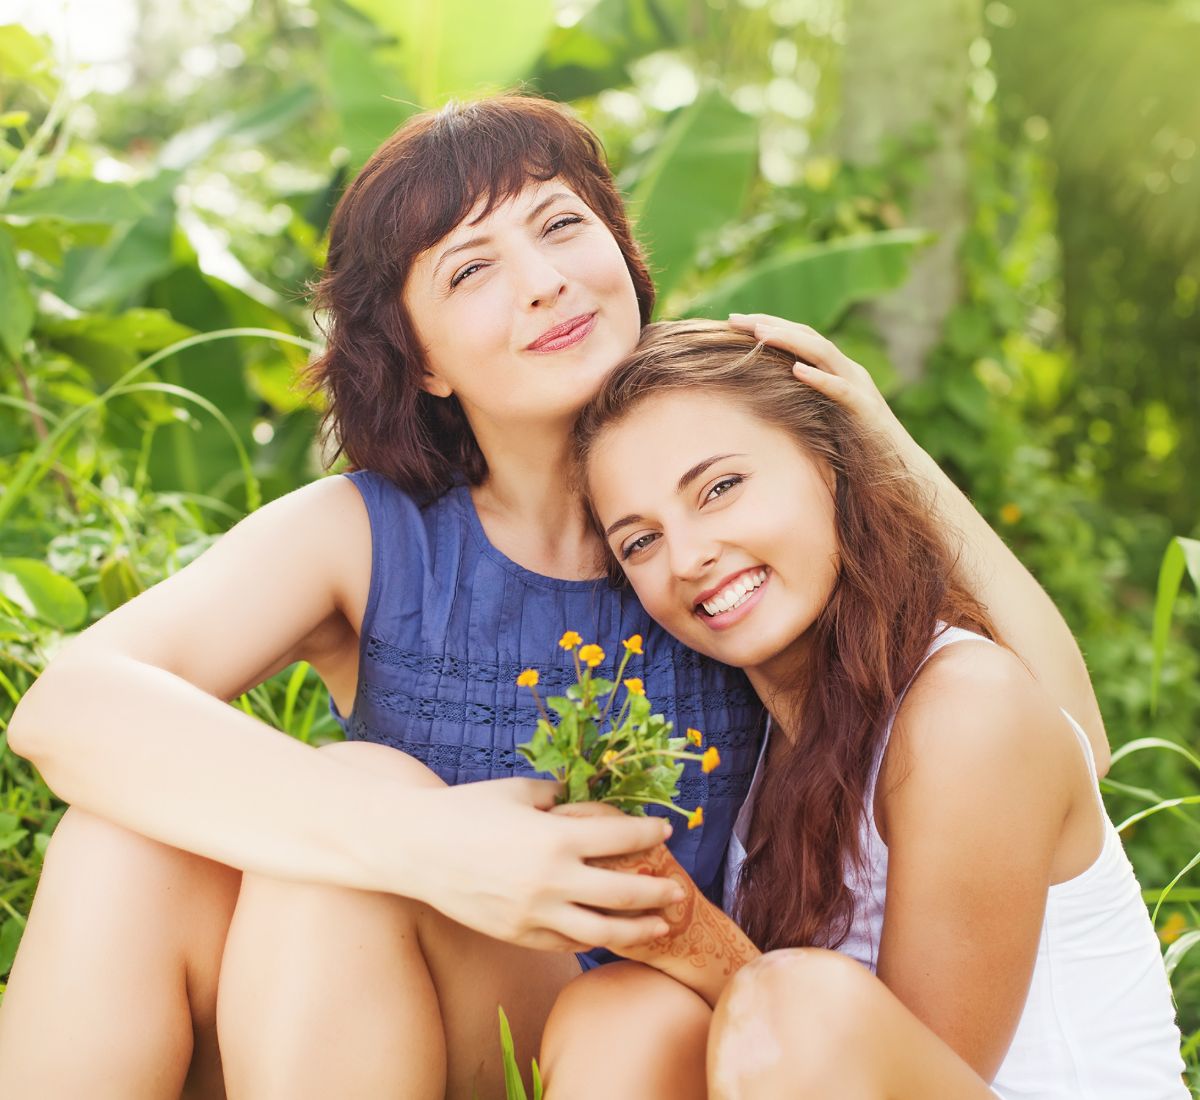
[1,0,1198,1086]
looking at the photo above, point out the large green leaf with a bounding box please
[0,24,56,98]
[2,180,151,224]
[343,0,555,106]
[0,558,87,630]
[628,89,757,303]
[0,226,33,359]
[1151,535,1200,713]
[319,1,420,169]
[531,0,689,101]
[56,180,178,310]
[682,229,928,331]
[158,84,319,172]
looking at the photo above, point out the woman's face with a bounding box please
[587,390,841,687]
[403,178,641,434]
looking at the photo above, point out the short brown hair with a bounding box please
[304,94,656,498]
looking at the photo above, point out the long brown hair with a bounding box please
[304,94,655,499]
[574,320,995,952]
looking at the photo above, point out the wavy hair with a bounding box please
[303,94,655,498]
[574,320,995,952]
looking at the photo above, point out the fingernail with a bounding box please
[672,885,687,902]
[657,922,671,937]
[662,821,673,838]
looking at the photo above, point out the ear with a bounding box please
[420,369,453,399]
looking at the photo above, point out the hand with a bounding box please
[394,778,686,954]
[560,802,761,1006]
[728,312,907,443]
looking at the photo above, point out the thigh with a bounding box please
[321,740,584,1099]
[540,960,711,1099]
[709,948,997,1100]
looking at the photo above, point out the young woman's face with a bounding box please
[403,178,641,433]
[587,390,841,683]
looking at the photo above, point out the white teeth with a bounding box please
[701,569,768,616]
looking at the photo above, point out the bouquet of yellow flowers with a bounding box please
[515,631,719,830]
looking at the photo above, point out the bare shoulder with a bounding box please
[51,472,374,701]
[879,638,1082,831]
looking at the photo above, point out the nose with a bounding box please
[667,525,720,584]
[515,244,567,309]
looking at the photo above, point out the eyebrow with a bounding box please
[603,453,744,538]
[431,191,578,283]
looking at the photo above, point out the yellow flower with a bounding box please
[623,678,645,696]
[686,727,703,747]
[622,634,643,655]
[558,630,582,650]
[601,749,618,765]
[579,644,605,668]
[516,668,539,687]
[687,806,704,830]
[999,502,1022,525]
[701,746,720,774]
[1159,911,1188,945]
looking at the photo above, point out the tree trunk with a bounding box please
[839,0,980,381]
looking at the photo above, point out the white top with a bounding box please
[724,625,1188,1099]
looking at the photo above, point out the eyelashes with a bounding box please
[619,474,748,560]
[449,213,586,289]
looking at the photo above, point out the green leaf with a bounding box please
[342,0,555,106]
[0,917,23,977]
[0,24,56,98]
[98,551,144,612]
[629,88,757,302]
[1164,930,1200,981]
[0,558,87,629]
[318,1,420,170]
[0,829,28,852]
[2,180,151,224]
[497,1006,528,1100]
[1151,536,1200,713]
[531,0,688,100]
[683,229,928,331]
[158,84,319,172]
[0,226,33,359]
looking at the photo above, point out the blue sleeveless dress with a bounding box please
[329,470,764,970]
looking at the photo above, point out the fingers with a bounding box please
[569,864,686,913]
[557,906,672,952]
[502,777,565,810]
[568,812,673,859]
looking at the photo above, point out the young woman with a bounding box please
[567,318,1186,1098]
[0,95,1105,1100]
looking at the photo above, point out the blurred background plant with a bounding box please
[0,0,1197,1086]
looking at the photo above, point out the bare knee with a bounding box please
[709,948,875,1097]
[318,738,445,788]
[542,961,710,1099]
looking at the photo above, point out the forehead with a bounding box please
[413,178,581,265]
[588,392,782,502]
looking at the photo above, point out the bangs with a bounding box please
[395,97,605,261]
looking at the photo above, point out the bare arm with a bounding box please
[729,314,1109,775]
[7,475,683,951]
[875,642,1086,1077]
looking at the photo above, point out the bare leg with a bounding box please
[216,741,581,1100]
[0,806,243,1100]
[540,961,711,1099]
[707,948,998,1100]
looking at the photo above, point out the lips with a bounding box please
[694,567,768,612]
[526,312,596,352]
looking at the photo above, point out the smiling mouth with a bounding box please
[696,568,769,617]
[527,312,597,353]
